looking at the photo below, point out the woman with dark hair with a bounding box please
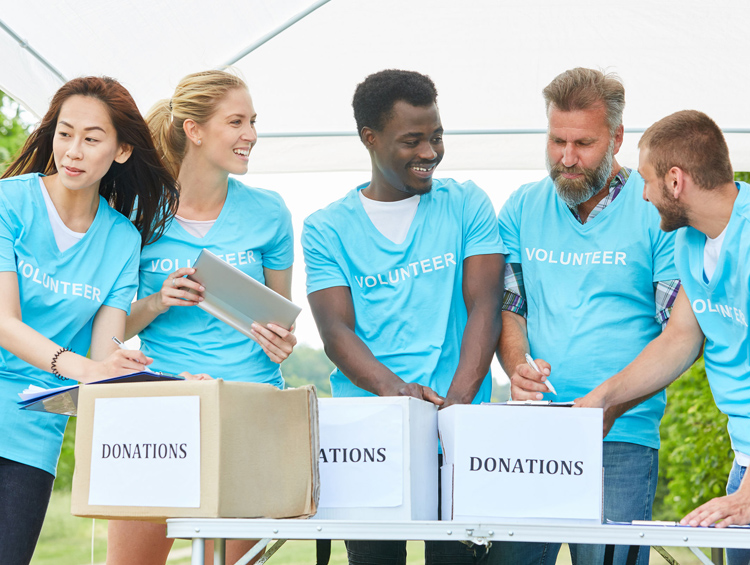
[0,76,179,565]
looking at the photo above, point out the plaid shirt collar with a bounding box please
[569,167,631,224]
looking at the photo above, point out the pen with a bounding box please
[112,336,157,374]
[525,353,557,395]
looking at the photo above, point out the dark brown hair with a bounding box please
[639,110,733,190]
[3,76,178,246]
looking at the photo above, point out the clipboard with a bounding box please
[187,248,302,340]
[482,401,576,407]
[17,372,184,416]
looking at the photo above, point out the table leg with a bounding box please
[235,537,273,565]
[689,547,715,565]
[257,539,287,564]
[711,547,725,565]
[214,538,226,565]
[192,538,205,565]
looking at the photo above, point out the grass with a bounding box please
[33,491,712,565]
[31,492,421,565]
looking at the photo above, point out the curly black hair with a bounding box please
[352,69,438,135]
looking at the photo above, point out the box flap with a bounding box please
[218,383,319,518]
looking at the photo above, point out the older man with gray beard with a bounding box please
[491,68,681,565]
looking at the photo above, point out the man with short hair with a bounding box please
[579,110,750,565]
[302,69,505,564]
[493,67,680,565]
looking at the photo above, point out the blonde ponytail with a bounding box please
[145,98,182,180]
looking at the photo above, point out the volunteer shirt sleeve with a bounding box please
[0,193,17,272]
[497,188,523,264]
[650,220,679,283]
[654,279,681,328]
[262,194,294,270]
[649,215,680,328]
[301,215,349,295]
[462,181,507,257]
[502,263,527,317]
[102,229,140,314]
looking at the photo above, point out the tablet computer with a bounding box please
[187,248,302,341]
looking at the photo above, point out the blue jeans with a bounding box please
[726,460,750,565]
[489,442,658,565]
[0,457,55,565]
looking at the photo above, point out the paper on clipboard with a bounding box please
[187,248,302,341]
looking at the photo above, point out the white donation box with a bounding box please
[315,396,438,520]
[439,404,603,522]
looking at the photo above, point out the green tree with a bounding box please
[653,358,733,520]
[54,418,77,492]
[281,345,335,397]
[0,90,32,173]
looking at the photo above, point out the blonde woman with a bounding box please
[106,71,296,565]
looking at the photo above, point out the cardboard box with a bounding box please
[439,404,603,522]
[314,397,438,520]
[71,380,319,522]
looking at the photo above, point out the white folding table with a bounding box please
[167,518,750,565]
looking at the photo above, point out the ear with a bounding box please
[360,127,377,149]
[183,118,202,147]
[667,166,686,199]
[114,143,133,164]
[611,124,625,155]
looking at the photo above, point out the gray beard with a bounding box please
[547,139,615,208]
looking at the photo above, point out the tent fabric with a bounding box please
[2,0,749,171]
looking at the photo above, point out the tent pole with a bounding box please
[256,127,750,139]
[221,0,333,66]
[0,19,67,84]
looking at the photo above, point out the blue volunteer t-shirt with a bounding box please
[138,178,293,385]
[302,178,506,400]
[676,181,750,456]
[0,173,140,476]
[498,172,678,449]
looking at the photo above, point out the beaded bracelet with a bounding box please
[51,347,72,380]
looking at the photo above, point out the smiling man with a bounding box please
[492,68,680,565]
[578,110,750,565]
[302,69,505,565]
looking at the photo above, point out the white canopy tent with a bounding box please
[2,0,749,352]
[2,0,750,173]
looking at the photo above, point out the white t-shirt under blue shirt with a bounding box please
[138,178,294,385]
[703,225,727,283]
[302,178,506,401]
[358,191,420,244]
[39,176,85,252]
[0,173,140,476]
[676,181,750,459]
